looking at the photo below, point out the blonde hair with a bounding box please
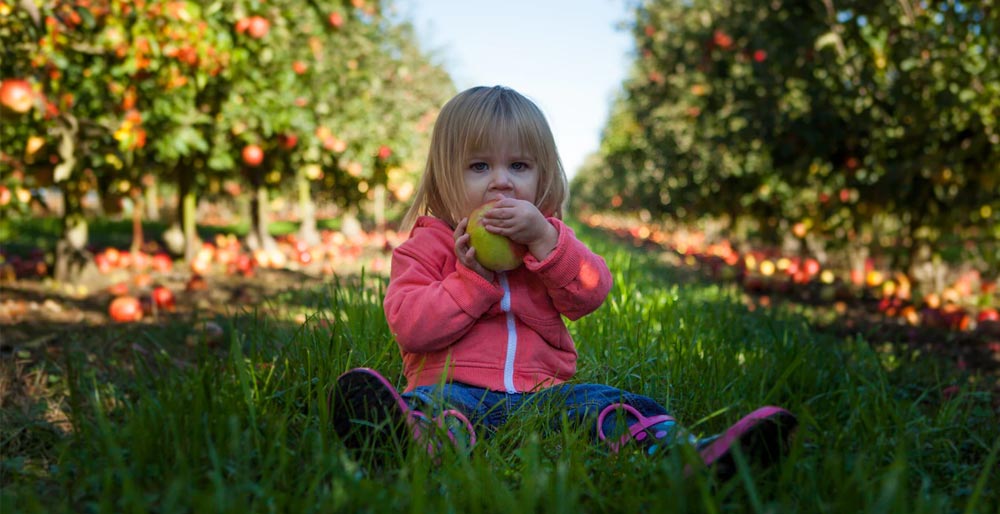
[401,86,568,231]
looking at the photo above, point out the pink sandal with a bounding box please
[597,402,677,453]
[329,368,476,455]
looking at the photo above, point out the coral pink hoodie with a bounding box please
[384,216,613,393]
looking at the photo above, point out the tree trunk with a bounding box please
[245,168,275,252]
[176,160,201,262]
[51,114,91,282]
[144,174,159,222]
[182,189,198,262]
[296,166,319,246]
[373,183,386,233]
[130,192,144,254]
[54,182,91,282]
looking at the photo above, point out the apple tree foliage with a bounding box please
[573,0,999,274]
[0,0,454,280]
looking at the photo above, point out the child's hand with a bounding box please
[454,218,495,281]
[479,198,558,261]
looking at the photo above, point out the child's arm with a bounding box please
[384,229,505,353]
[524,219,613,320]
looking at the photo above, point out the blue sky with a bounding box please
[392,0,635,178]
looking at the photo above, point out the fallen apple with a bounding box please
[151,285,176,311]
[467,201,527,272]
[109,295,143,322]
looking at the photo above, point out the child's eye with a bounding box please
[511,162,528,171]
[470,162,488,171]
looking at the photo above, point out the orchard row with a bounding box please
[584,213,1000,338]
[571,0,999,280]
[0,0,455,282]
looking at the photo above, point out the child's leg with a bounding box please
[402,382,506,447]
[533,383,685,454]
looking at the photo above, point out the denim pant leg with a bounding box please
[402,383,509,437]
[532,383,672,443]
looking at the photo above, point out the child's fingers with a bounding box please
[454,217,469,237]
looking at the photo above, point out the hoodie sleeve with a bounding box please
[523,218,613,321]
[383,220,505,353]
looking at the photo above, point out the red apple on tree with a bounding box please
[242,144,264,166]
[246,16,270,39]
[0,79,34,113]
[467,201,527,271]
[713,30,733,50]
[329,12,344,28]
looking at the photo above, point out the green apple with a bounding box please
[468,201,527,271]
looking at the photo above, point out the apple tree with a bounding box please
[1,0,455,278]
[574,0,999,276]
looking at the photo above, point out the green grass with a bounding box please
[2,225,998,513]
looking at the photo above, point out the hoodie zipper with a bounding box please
[498,272,518,393]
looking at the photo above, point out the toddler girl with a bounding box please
[329,86,796,477]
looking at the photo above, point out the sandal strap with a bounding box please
[437,409,477,447]
[597,402,676,453]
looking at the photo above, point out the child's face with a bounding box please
[461,139,539,218]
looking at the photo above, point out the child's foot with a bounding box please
[328,368,476,456]
[597,402,685,454]
[693,406,797,480]
[329,368,414,452]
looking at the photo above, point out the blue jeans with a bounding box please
[402,382,671,442]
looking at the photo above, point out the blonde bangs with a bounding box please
[401,86,569,231]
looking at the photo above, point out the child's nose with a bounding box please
[489,169,513,188]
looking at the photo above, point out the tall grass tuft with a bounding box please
[2,227,997,513]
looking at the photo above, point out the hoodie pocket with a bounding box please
[516,311,573,351]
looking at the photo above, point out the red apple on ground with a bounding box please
[108,281,129,296]
[109,296,143,322]
[151,286,176,311]
[467,201,527,271]
[186,274,208,292]
[977,308,1000,335]
[134,272,153,288]
[235,253,255,277]
[0,79,34,113]
[151,252,173,273]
